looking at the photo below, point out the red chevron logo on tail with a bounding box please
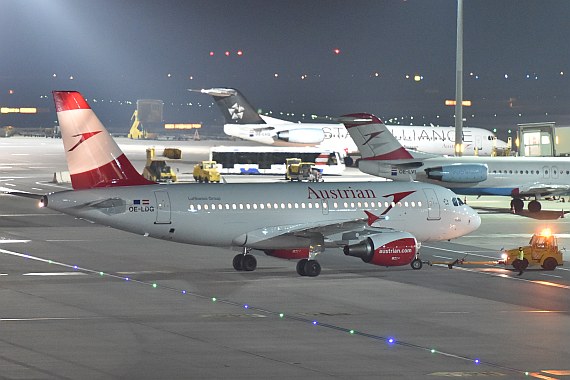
[69,131,102,152]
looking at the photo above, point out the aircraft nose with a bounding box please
[468,206,481,231]
[497,139,509,148]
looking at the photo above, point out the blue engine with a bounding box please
[425,164,487,183]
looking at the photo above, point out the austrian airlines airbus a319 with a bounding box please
[40,92,480,277]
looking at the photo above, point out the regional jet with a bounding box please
[40,92,480,276]
[194,87,507,165]
[342,113,570,213]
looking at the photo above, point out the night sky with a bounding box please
[1,0,569,138]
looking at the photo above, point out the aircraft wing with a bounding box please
[238,212,399,249]
[518,183,570,197]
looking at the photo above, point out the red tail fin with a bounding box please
[53,91,155,189]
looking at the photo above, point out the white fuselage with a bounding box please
[43,182,480,249]
[224,120,506,157]
[360,156,570,197]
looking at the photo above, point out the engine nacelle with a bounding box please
[425,164,487,183]
[343,232,418,267]
[264,248,310,260]
[277,128,325,144]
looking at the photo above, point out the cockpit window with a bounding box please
[451,197,464,206]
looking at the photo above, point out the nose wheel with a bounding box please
[410,258,423,270]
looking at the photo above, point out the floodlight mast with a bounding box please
[454,0,464,156]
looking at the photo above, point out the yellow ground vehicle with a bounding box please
[285,158,323,182]
[128,110,148,139]
[142,148,177,182]
[500,229,564,271]
[193,161,221,183]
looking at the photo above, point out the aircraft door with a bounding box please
[154,190,171,224]
[422,188,441,220]
[552,166,559,179]
[542,166,550,179]
[321,199,329,215]
[475,135,482,152]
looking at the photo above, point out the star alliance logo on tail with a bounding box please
[228,103,245,120]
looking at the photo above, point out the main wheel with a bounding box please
[232,254,244,271]
[296,259,308,276]
[542,257,557,270]
[242,255,257,271]
[528,200,542,213]
[304,260,321,277]
[410,258,423,270]
[510,198,524,212]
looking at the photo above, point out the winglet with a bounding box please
[53,91,155,190]
[364,210,381,226]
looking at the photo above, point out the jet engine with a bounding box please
[276,128,325,144]
[424,164,487,183]
[264,248,310,260]
[343,232,417,267]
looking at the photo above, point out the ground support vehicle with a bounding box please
[500,230,564,271]
[193,160,221,183]
[431,230,564,271]
[285,158,323,182]
[142,148,177,182]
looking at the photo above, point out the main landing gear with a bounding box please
[232,248,257,272]
[510,198,542,213]
[295,259,321,277]
[295,234,325,277]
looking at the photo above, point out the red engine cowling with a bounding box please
[343,232,418,267]
[264,248,310,260]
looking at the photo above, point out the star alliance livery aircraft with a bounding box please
[342,113,570,213]
[40,92,480,277]
[195,87,507,163]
